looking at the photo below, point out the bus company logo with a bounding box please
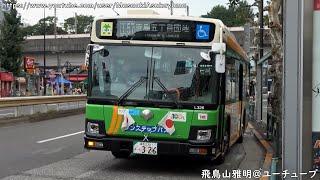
[198,113,208,121]
[101,22,113,36]
[118,108,125,115]
[118,108,140,116]
[169,112,186,122]
[128,109,140,116]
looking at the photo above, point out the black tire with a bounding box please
[237,131,244,143]
[215,117,230,165]
[214,152,225,165]
[237,110,246,144]
[111,151,131,159]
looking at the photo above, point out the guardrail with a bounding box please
[0,95,86,108]
[0,95,87,119]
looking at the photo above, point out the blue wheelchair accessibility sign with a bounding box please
[196,24,210,40]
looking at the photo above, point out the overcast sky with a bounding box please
[14,0,237,26]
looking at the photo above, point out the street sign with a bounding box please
[315,0,320,10]
[24,57,36,74]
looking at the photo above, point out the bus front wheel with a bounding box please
[111,151,131,159]
[214,118,230,165]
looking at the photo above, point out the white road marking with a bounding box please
[75,170,98,178]
[37,131,84,144]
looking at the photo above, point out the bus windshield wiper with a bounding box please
[153,77,181,109]
[117,76,148,105]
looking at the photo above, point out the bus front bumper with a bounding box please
[84,135,218,156]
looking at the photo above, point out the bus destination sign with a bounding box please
[96,19,215,42]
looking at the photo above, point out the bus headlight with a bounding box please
[197,130,212,141]
[87,122,99,134]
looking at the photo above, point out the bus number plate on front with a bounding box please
[133,142,157,155]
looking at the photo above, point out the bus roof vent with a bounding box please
[127,9,160,15]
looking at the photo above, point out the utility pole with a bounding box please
[54,7,57,38]
[255,0,263,122]
[54,7,61,73]
[75,12,78,34]
[186,5,189,16]
[244,23,251,55]
[312,0,320,171]
[170,0,173,15]
[43,7,46,96]
[260,0,264,58]
[283,0,314,176]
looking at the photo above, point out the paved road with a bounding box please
[0,114,85,178]
[0,114,264,180]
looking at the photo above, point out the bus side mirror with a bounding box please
[214,53,225,73]
[212,43,226,73]
[200,52,211,61]
[100,49,109,57]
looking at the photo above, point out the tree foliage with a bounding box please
[22,15,93,36]
[0,1,24,75]
[64,15,94,34]
[202,1,254,27]
[228,0,241,7]
[22,16,67,36]
[228,0,284,125]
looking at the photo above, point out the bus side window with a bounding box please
[239,64,243,101]
[226,58,236,103]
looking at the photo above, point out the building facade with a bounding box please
[0,0,7,23]
[0,0,10,35]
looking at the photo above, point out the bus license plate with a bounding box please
[133,142,157,155]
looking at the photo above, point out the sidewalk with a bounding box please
[248,119,278,180]
[238,125,265,171]
[249,119,279,155]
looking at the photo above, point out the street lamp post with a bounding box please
[259,0,264,122]
[43,7,46,95]
[170,0,173,15]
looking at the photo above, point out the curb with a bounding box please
[0,108,85,127]
[248,122,274,180]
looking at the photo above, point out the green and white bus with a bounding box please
[84,15,249,163]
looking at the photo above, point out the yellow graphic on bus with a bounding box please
[101,22,113,36]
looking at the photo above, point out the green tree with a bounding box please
[202,1,254,27]
[202,5,233,25]
[228,0,284,147]
[64,15,94,34]
[33,16,67,35]
[0,1,24,75]
[21,25,35,36]
[233,1,255,25]
[22,16,67,36]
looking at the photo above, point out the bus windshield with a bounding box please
[90,45,217,104]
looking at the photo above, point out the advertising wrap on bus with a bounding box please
[96,19,215,42]
[85,16,249,164]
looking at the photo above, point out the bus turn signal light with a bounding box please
[88,141,95,147]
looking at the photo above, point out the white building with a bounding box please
[0,0,10,35]
[0,1,4,24]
